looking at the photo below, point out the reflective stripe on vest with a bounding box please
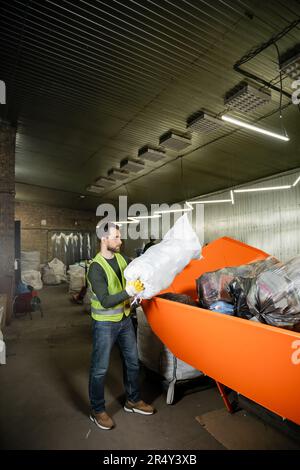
[87,253,130,322]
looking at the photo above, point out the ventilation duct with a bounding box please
[138,145,166,163]
[159,131,191,150]
[224,81,271,112]
[187,111,224,133]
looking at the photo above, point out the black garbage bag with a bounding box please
[157,292,199,307]
[228,277,258,321]
[196,256,278,308]
[246,256,300,329]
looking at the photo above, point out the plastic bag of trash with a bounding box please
[209,300,234,316]
[246,256,300,329]
[21,270,43,290]
[228,277,254,320]
[42,266,61,285]
[21,251,41,272]
[197,256,279,308]
[48,258,67,282]
[124,214,201,299]
[68,263,86,293]
[228,256,300,329]
[157,292,199,307]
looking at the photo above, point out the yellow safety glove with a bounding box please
[126,279,144,295]
[133,279,144,292]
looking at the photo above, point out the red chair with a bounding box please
[13,288,43,319]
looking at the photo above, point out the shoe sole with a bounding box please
[124,406,154,415]
[89,414,113,430]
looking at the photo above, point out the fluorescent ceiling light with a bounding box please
[186,199,231,205]
[234,185,291,193]
[154,208,192,215]
[187,111,224,134]
[159,131,191,151]
[292,175,300,187]
[129,215,161,220]
[224,82,271,112]
[113,220,140,225]
[221,115,289,142]
[230,190,234,205]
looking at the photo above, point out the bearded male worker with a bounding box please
[87,222,154,430]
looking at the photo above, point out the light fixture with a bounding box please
[230,190,234,205]
[186,111,224,133]
[221,115,289,141]
[154,207,192,215]
[280,45,300,80]
[128,215,161,220]
[120,158,145,173]
[234,185,291,193]
[159,131,191,151]
[95,176,115,187]
[292,175,300,187]
[224,81,271,112]
[138,146,166,163]
[107,168,129,181]
[186,199,231,205]
[113,220,140,225]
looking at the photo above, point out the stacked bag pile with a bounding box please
[21,251,43,290]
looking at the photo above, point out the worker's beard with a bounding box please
[107,244,121,254]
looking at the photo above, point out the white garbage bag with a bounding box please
[48,258,67,282]
[21,251,41,272]
[21,270,43,290]
[124,214,201,299]
[68,264,86,293]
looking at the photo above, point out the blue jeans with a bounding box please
[89,316,140,413]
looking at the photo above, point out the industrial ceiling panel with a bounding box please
[0,0,299,210]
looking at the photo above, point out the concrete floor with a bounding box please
[1,284,299,450]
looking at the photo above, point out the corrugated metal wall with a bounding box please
[204,170,300,261]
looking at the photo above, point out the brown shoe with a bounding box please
[90,411,114,430]
[124,400,154,415]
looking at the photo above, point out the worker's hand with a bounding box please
[133,279,144,292]
[125,280,144,297]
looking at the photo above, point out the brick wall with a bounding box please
[15,201,98,263]
[0,123,16,325]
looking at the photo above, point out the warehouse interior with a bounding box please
[1,0,300,452]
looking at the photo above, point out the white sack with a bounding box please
[48,258,67,282]
[67,264,86,293]
[21,251,40,273]
[21,270,43,290]
[0,340,6,365]
[124,214,201,299]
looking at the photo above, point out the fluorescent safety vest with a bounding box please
[87,252,131,322]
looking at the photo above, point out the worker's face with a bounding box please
[103,227,122,253]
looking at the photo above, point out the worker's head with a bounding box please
[98,222,122,253]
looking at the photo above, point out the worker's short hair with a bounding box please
[96,221,120,240]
